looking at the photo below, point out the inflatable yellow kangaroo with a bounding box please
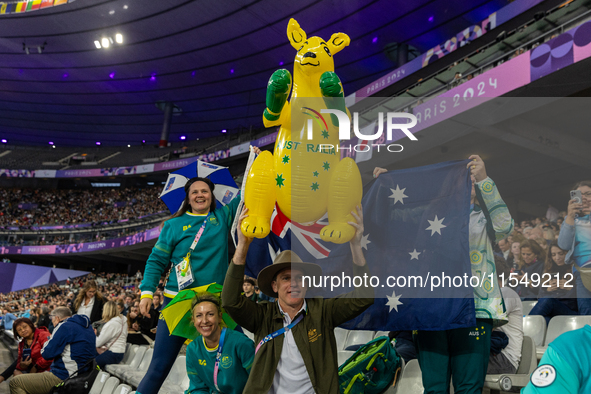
[242,18,362,244]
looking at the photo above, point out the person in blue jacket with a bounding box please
[9,306,96,394]
[2,308,18,331]
[521,325,591,393]
[136,153,259,394]
[185,293,254,394]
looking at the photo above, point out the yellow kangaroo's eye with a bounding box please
[324,46,332,57]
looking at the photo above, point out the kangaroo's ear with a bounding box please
[287,18,307,50]
[326,32,350,55]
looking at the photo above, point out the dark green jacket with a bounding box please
[222,261,374,394]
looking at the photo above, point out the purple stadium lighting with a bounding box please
[48,142,54,145]
[109,72,115,79]
[221,129,227,134]
[230,69,234,74]
[63,73,69,78]
[142,139,146,143]
[191,71,196,77]
[1,139,6,144]
[428,16,434,22]
[150,73,156,81]
[372,37,378,43]
[180,135,186,140]
[279,61,284,66]
[96,142,101,146]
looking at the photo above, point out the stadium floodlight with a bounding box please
[94,41,101,49]
[101,38,110,48]
[115,34,123,44]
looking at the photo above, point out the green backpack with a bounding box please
[338,336,401,394]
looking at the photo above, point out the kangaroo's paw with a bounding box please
[320,223,355,244]
[241,215,271,239]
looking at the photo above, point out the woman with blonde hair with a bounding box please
[95,301,128,369]
[185,293,254,394]
[71,280,105,323]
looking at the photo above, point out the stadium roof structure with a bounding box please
[0,0,512,147]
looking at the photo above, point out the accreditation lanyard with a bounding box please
[213,327,227,393]
[254,313,304,354]
[179,212,210,275]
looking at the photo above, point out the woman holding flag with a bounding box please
[136,148,259,394]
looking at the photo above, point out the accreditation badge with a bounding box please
[175,256,194,290]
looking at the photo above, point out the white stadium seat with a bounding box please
[124,348,154,386]
[89,371,110,394]
[343,330,375,350]
[521,301,538,316]
[112,384,132,394]
[485,336,537,393]
[374,331,389,339]
[121,344,139,365]
[537,316,591,359]
[99,377,120,394]
[388,359,423,394]
[158,356,188,394]
[334,328,348,350]
[107,346,147,377]
[522,315,546,347]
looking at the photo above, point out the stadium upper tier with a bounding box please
[0,186,166,227]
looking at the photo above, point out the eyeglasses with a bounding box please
[582,192,591,197]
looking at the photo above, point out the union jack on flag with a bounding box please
[244,204,333,279]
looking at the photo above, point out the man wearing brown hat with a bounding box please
[222,207,374,394]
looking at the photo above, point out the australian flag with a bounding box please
[246,160,476,331]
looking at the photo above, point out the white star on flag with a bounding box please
[360,233,371,250]
[409,249,421,260]
[386,290,403,312]
[388,185,408,204]
[426,215,446,236]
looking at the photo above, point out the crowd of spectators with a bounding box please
[0,193,588,393]
[0,271,162,336]
[0,187,166,227]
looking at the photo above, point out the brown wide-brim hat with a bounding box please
[257,250,323,298]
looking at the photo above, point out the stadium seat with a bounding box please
[336,330,376,366]
[374,331,389,339]
[124,348,154,386]
[484,336,537,393]
[388,359,423,394]
[522,315,546,347]
[89,371,110,394]
[536,315,591,359]
[113,384,132,394]
[343,330,375,350]
[120,344,138,365]
[100,377,120,394]
[338,350,355,367]
[521,301,537,316]
[334,327,348,350]
[158,356,187,394]
[107,346,147,378]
